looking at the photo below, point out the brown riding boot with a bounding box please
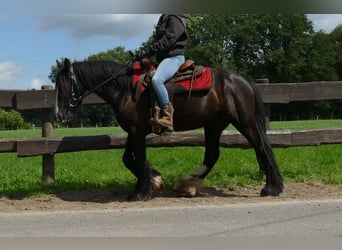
[157,103,174,132]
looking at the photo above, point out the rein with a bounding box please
[68,63,130,108]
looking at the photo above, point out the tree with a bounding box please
[186,14,316,82]
[254,14,315,82]
[87,46,132,63]
[20,109,41,127]
[330,25,342,79]
[186,14,235,68]
[328,25,342,118]
[303,31,338,81]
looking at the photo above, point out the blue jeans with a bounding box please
[152,55,185,105]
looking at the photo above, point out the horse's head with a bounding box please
[55,58,83,123]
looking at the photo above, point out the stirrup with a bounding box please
[158,123,174,133]
[151,119,173,135]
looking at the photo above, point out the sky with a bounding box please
[0,14,342,90]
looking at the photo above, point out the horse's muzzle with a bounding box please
[56,111,68,124]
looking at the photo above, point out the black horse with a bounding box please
[55,58,283,201]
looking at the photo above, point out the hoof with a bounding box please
[152,174,164,193]
[174,175,203,197]
[260,183,284,197]
[127,184,153,201]
[127,190,153,201]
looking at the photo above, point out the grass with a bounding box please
[0,119,341,197]
[0,126,124,139]
[270,119,342,130]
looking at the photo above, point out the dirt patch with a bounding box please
[1,182,342,213]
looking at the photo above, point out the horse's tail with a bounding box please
[248,79,281,178]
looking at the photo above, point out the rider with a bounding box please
[136,14,188,132]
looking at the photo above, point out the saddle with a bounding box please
[136,59,206,93]
[173,60,206,83]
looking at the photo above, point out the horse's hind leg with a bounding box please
[174,125,224,197]
[235,119,283,196]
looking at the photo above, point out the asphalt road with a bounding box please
[0,199,341,237]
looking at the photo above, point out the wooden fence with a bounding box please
[1,81,342,183]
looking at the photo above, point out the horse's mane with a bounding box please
[72,60,131,88]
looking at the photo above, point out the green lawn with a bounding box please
[270,119,342,130]
[0,126,124,139]
[0,119,341,197]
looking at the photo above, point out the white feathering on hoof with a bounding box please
[152,175,164,192]
[195,164,209,176]
[174,175,203,197]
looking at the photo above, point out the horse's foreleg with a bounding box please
[123,148,163,193]
[122,148,137,176]
[123,133,154,201]
[174,127,222,197]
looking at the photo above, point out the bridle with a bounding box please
[66,63,130,109]
[68,65,82,108]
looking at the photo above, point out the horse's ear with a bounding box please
[56,60,63,69]
[63,58,72,73]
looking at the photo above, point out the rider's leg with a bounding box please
[151,55,185,131]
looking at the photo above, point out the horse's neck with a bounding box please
[83,69,131,105]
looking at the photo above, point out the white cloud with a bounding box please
[29,77,48,90]
[0,61,24,89]
[307,14,342,33]
[33,14,160,40]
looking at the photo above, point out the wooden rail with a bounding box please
[0,129,341,157]
[1,81,342,183]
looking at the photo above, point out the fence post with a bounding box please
[256,79,270,130]
[41,85,55,183]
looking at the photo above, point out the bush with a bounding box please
[0,108,25,130]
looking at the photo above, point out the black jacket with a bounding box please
[146,14,188,62]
